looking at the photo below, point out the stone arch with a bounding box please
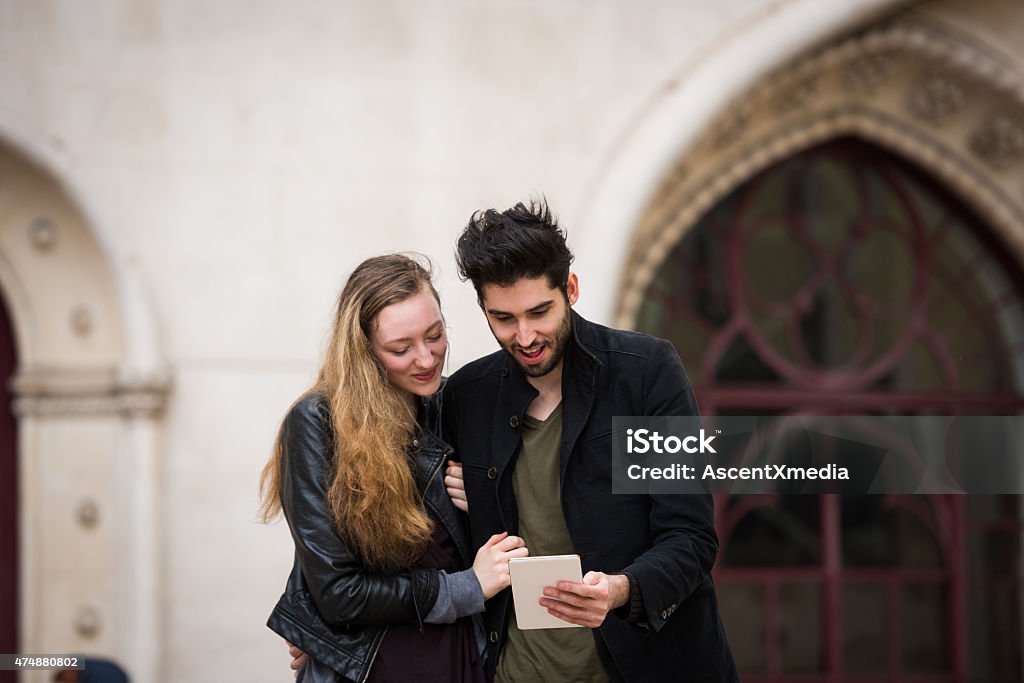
[572,0,916,324]
[0,137,168,682]
[612,18,1024,329]
[0,146,123,366]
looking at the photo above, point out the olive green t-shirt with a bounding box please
[495,403,613,683]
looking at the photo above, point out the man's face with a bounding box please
[479,274,579,378]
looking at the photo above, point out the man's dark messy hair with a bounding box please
[455,198,575,300]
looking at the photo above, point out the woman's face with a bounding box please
[370,284,447,397]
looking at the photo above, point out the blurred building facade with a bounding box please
[0,1,1021,681]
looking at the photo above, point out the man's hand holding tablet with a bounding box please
[509,555,631,629]
[540,570,631,629]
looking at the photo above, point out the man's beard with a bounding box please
[504,306,572,378]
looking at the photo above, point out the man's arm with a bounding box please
[620,339,718,631]
[441,381,469,513]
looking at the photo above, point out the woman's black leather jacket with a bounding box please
[267,390,470,683]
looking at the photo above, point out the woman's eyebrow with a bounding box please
[381,319,444,345]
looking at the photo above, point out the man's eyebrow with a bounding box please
[486,300,555,316]
[381,319,444,344]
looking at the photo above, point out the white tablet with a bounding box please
[508,554,584,630]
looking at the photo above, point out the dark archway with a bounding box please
[635,137,1024,682]
[0,290,18,683]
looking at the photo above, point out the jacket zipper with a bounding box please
[422,450,447,492]
[360,626,388,683]
[423,448,472,561]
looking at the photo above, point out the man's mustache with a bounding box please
[513,342,546,352]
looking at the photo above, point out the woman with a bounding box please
[260,254,526,682]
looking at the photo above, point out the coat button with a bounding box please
[509,415,519,429]
[487,467,497,479]
[412,438,419,448]
[661,609,668,620]
[489,630,499,643]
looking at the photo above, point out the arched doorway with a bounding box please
[634,137,1024,682]
[0,136,169,682]
[0,291,18,683]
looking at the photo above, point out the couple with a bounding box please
[259,200,738,682]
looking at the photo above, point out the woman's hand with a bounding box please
[445,460,468,513]
[473,532,528,599]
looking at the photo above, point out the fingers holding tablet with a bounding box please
[539,571,630,629]
[474,532,529,599]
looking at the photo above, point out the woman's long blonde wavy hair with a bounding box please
[259,254,439,572]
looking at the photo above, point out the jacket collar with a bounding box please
[490,309,602,483]
[412,391,452,487]
[415,384,444,440]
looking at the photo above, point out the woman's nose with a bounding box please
[413,343,433,367]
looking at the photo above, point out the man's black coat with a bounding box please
[443,310,738,682]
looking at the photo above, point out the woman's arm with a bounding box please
[279,395,439,626]
[424,531,528,623]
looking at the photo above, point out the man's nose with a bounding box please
[516,322,537,348]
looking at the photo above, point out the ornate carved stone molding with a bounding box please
[616,19,1024,329]
[908,71,967,123]
[970,112,1024,168]
[10,367,172,418]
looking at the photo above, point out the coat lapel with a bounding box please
[491,356,537,478]
[560,310,600,480]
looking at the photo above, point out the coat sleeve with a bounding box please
[279,395,441,626]
[620,339,719,632]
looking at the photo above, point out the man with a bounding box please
[442,200,737,682]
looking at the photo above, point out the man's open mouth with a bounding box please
[517,345,545,362]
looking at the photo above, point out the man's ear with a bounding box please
[565,272,580,306]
